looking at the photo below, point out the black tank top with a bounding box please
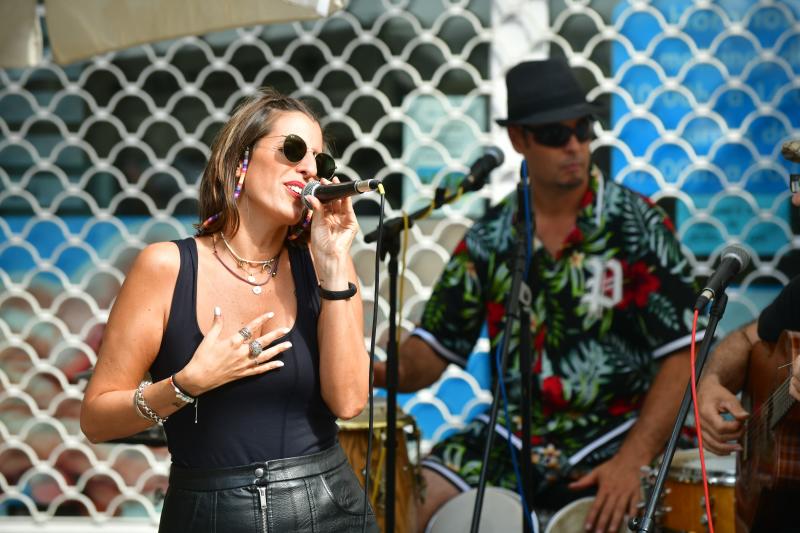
[149,238,338,468]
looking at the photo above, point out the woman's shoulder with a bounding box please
[128,240,183,281]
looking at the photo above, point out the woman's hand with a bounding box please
[304,177,359,285]
[176,308,292,396]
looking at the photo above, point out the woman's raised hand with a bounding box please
[304,177,359,261]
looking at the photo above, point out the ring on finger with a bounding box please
[239,327,252,341]
[249,340,263,358]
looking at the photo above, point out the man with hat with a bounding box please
[376,59,702,532]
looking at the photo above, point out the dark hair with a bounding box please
[194,87,321,237]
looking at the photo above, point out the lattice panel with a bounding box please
[1,0,799,527]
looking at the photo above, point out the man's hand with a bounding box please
[791,352,800,401]
[568,452,644,532]
[697,376,749,454]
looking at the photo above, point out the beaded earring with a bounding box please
[287,205,313,241]
[233,147,250,201]
[201,147,251,230]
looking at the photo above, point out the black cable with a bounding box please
[362,191,385,533]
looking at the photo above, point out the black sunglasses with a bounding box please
[269,134,336,180]
[524,117,593,148]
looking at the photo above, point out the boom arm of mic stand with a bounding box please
[634,293,727,532]
[363,187,464,253]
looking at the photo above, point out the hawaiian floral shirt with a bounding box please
[416,168,700,461]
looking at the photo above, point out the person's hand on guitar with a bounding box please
[791,352,800,402]
[697,375,749,454]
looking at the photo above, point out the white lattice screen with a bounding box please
[1,0,798,528]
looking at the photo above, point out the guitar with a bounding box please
[736,330,800,532]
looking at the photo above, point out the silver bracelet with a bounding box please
[134,381,168,424]
[132,387,151,420]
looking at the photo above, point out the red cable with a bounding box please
[689,309,715,533]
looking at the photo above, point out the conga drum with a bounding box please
[337,398,420,533]
[545,497,628,533]
[660,448,736,533]
[426,487,525,533]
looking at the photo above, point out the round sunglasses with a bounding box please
[524,117,593,148]
[267,134,336,180]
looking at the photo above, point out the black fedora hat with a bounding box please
[495,59,603,127]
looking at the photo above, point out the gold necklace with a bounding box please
[220,232,278,272]
[212,235,281,295]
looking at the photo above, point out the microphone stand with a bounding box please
[363,183,485,533]
[632,293,728,532]
[469,180,535,533]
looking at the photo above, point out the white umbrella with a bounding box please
[0,0,346,68]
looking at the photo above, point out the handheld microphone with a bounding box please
[301,178,381,209]
[694,245,750,311]
[460,146,505,192]
[781,139,800,163]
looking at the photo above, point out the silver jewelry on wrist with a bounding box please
[134,381,168,424]
[169,374,195,404]
[133,388,150,420]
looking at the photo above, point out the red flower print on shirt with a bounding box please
[556,227,584,259]
[531,326,547,374]
[607,396,641,416]
[617,260,661,309]
[663,215,676,233]
[486,301,506,338]
[579,187,595,209]
[542,375,569,412]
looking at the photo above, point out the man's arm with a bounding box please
[373,336,449,392]
[570,348,691,533]
[696,320,757,454]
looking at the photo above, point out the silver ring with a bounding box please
[239,327,252,341]
[249,340,263,358]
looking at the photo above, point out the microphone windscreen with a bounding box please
[719,244,750,270]
[484,145,505,166]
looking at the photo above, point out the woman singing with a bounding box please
[80,88,377,532]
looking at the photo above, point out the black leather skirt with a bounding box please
[159,443,379,533]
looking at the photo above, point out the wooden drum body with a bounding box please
[337,398,421,533]
[661,449,735,533]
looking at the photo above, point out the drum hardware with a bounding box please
[640,448,735,533]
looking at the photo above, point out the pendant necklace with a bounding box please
[212,234,281,295]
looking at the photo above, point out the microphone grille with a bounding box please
[301,180,319,196]
[484,145,505,166]
[720,244,750,270]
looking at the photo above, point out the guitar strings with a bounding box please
[743,376,793,447]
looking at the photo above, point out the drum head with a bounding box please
[426,487,527,533]
[668,448,735,486]
[336,397,413,431]
[545,497,593,533]
[545,497,628,533]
